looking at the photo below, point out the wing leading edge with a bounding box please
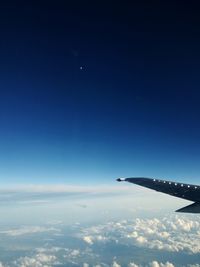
[117,177,200,213]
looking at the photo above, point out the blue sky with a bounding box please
[0,2,200,185]
[1,4,200,267]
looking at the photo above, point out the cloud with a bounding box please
[83,236,94,245]
[128,262,174,267]
[149,262,175,267]
[78,215,200,254]
[128,263,140,267]
[2,214,200,266]
[114,261,175,267]
[5,243,198,267]
[0,226,60,236]
[13,253,57,267]
[70,249,80,257]
[33,246,99,266]
[0,183,151,206]
[0,183,142,194]
[112,261,121,267]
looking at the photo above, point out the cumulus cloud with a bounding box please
[82,234,108,245]
[128,263,140,267]
[128,262,174,267]
[78,215,200,254]
[2,214,200,266]
[149,261,175,267]
[83,236,94,245]
[3,244,198,267]
[13,253,57,267]
[112,261,121,267]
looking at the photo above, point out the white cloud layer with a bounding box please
[0,183,144,194]
[0,226,60,236]
[1,215,200,266]
[0,183,154,206]
[80,215,200,254]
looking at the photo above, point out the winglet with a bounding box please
[116,178,126,182]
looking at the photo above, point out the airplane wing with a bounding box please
[117,177,200,213]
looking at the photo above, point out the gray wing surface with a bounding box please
[117,177,200,213]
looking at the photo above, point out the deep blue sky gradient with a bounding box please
[1,1,200,184]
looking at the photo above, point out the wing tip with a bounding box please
[116,178,126,182]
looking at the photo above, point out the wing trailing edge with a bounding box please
[176,202,200,213]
